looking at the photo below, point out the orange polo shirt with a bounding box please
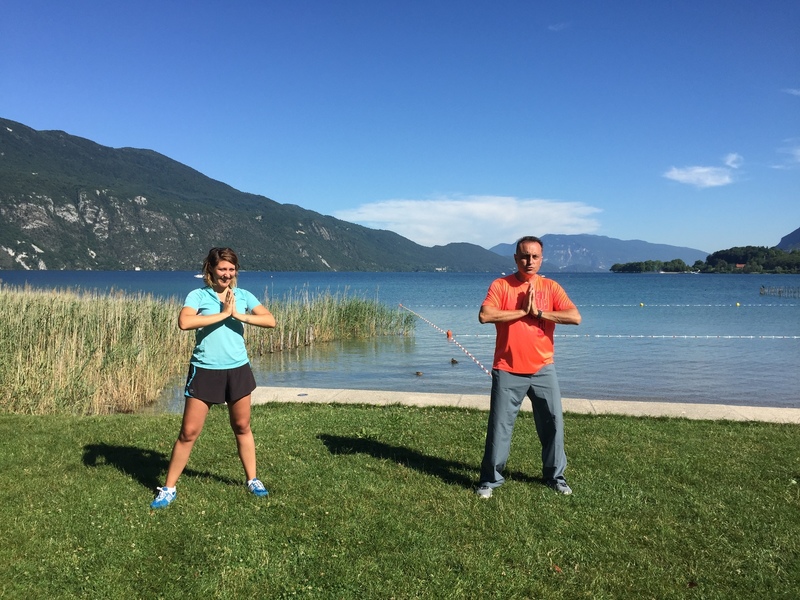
[482,274,576,374]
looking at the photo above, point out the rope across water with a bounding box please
[399,303,800,378]
[400,301,799,340]
[399,304,492,377]
[454,334,800,340]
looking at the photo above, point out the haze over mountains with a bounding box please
[491,236,709,272]
[1,117,789,272]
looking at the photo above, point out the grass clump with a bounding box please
[1,404,798,599]
[0,285,414,415]
[248,288,415,354]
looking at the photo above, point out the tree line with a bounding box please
[610,246,800,274]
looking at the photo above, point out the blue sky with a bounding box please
[2,1,798,253]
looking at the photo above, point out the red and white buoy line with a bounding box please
[399,304,491,377]
[455,333,800,340]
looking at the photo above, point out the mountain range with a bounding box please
[0,118,513,272]
[0,117,785,272]
[490,235,709,272]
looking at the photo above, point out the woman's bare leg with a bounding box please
[228,394,257,481]
[164,396,210,487]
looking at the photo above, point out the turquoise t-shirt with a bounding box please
[184,286,262,369]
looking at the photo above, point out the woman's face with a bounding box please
[210,260,237,290]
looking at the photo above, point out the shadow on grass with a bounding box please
[318,434,539,490]
[82,443,240,491]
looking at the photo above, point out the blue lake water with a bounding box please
[2,270,799,410]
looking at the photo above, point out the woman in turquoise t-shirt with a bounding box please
[151,247,276,509]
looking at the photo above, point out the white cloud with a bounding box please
[548,22,570,32]
[772,142,800,169]
[724,153,743,169]
[663,166,733,188]
[663,153,743,188]
[782,88,800,96]
[334,195,602,248]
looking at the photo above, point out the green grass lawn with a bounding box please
[1,404,798,599]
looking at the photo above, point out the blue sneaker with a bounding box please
[150,486,176,509]
[247,478,269,497]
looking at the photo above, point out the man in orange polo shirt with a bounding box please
[476,235,582,498]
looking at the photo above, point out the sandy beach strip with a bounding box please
[251,387,800,424]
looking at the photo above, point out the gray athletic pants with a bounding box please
[479,365,567,487]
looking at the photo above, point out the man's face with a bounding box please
[514,241,543,278]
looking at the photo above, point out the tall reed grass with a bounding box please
[0,285,414,416]
[248,287,415,355]
[0,285,191,415]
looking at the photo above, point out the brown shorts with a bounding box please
[184,363,257,405]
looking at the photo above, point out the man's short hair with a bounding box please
[515,236,543,256]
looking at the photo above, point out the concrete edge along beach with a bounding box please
[252,387,800,425]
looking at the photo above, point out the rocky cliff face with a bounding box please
[1,188,211,270]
